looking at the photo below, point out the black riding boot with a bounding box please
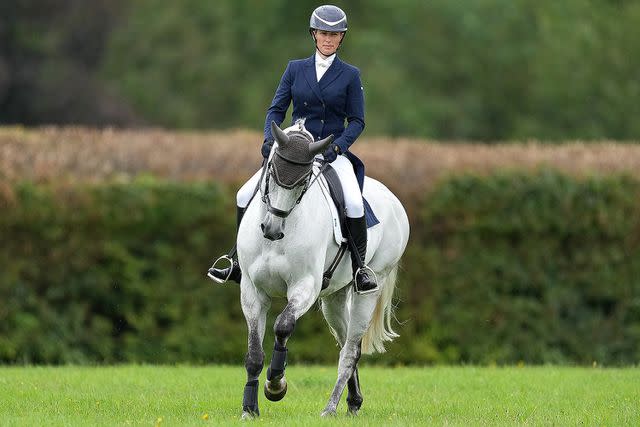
[208,206,245,284]
[346,215,377,293]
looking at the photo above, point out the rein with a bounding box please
[226,159,268,260]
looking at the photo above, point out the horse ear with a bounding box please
[271,121,289,146]
[309,134,334,156]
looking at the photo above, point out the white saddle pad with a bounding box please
[315,163,347,246]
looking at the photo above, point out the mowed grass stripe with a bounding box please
[0,366,638,426]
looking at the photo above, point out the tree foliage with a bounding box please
[0,0,138,126]
[2,0,640,139]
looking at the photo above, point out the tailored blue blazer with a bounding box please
[263,54,365,155]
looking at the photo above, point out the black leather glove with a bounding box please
[323,143,341,163]
[261,138,274,159]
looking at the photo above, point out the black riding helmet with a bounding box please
[309,5,347,51]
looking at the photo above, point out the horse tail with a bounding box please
[361,264,400,354]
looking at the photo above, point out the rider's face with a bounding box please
[313,30,344,57]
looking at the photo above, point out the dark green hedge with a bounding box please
[402,171,640,365]
[0,180,239,363]
[1,172,639,365]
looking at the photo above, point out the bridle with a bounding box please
[262,150,329,219]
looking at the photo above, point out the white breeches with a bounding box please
[325,154,364,218]
[236,154,364,218]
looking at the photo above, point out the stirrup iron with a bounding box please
[207,254,234,284]
[354,265,378,295]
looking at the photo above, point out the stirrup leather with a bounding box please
[353,265,378,295]
[207,255,234,284]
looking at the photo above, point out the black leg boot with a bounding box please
[208,206,245,284]
[345,215,378,293]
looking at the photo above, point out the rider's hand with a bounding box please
[261,138,274,159]
[323,144,341,163]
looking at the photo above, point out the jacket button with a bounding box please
[304,102,308,106]
[321,119,324,123]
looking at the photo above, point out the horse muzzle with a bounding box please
[261,215,285,241]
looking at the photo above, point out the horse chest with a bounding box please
[246,248,309,295]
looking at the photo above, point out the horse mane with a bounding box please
[283,118,314,143]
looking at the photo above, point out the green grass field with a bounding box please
[0,365,638,426]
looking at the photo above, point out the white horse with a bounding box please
[236,122,410,418]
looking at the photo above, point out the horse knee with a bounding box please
[245,350,264,377]
[274,304,296,341]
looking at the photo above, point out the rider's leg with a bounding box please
[330,156,377,292]
[208,205,245,283]
[208,167,263,284]
[345,216,377,292]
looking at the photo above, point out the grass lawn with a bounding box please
[0,365,638,426]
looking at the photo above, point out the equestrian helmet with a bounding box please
[309,5,348,33]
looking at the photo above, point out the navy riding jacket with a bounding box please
[263,54,365,155]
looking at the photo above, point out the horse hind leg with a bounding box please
[346,266,401,415]
[321,291,379,417]
[321,285,349,348]
[346,367,363,415]
[321,286,363,415]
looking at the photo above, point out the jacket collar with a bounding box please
[303,55,323,102]
[319,55,344,89]
[303,54,345,102]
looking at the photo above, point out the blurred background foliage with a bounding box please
[1,0,639,140]
[1,173,639,365]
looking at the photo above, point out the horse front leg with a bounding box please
[240,281,270,419]
[264,276,318,402]
[321,292,378,417]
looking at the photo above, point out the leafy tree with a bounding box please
[0,0,138,126]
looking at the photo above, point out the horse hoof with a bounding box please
[321,409,337,417]
[241,410,258,420]
[347,407,360,416]
[264,377,287,402]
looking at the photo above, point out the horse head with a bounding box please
[261,121,333,241]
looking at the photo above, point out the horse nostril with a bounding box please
[262,228,284,241]
[261,218,284,241]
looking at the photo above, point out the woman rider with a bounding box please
[208,5,376,293]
